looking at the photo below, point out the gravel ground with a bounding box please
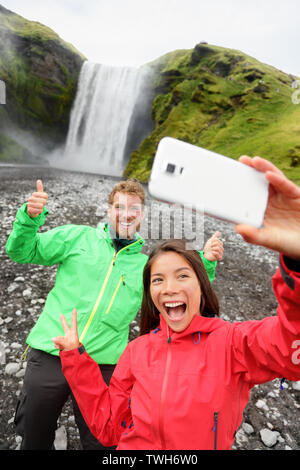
[0,164,300,451]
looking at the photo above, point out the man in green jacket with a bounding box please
[5,178,223,450]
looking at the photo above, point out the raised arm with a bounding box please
[53,310,134,447]
[6,179,76,265]
[230,156,300,383]
[230,255,300,383]
[235,156,300,260]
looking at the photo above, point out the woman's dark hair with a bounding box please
[139,239,220,336]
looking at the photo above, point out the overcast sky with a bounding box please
[1,0,300,77]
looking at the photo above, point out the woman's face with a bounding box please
[150,251,202,333]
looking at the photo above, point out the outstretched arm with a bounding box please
[53,310,134,447]
[231,157,300,383]
[230,255,300,384]
[6,179,79,265]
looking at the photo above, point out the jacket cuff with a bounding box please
[279,254,300,291]
[17,203,48,227]
[59,344,85,358]
[199,251,217,282]
[282,255,300,273]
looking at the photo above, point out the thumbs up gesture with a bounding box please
[203,231,224,262]
[27,179,48,218]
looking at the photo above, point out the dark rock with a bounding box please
[0,439,10,450]
[253,84,269,94]
[244,72,263,83]
[214,60,232,77]
[171,89,183,106]
[190,43,215,66]
[230,93,246,107]
[154,69,184,94]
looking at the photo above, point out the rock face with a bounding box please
[0,5,86,162]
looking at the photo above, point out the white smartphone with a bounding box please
[148,137,269,227]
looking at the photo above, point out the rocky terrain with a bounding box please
[0,164,300,451]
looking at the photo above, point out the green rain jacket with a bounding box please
[6,203,217,365]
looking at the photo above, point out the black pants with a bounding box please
[14,348,116,450]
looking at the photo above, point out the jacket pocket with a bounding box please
[102,273,142,330]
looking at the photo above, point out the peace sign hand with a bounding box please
[52,308,80,351]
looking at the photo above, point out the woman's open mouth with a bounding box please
[164,301,187,322]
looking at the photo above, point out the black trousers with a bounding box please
[14,348,116,450]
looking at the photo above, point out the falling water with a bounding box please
[55,61,147,176]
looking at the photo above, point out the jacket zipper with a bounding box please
[158,328,172,450]
[79,240,140,343]
[213,412,219,450]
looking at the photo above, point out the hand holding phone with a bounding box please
[235,156,300,260]
[149,137,300,259]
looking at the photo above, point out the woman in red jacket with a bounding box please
[53,156,300,450]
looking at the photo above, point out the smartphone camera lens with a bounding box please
[166,163,176,174]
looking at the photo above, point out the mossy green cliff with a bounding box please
[0,4,86,162]
[124,44,300,184]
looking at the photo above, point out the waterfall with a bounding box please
[56,61,147,176]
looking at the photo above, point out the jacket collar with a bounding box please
[96,222,145,252]
[158,312,226,341]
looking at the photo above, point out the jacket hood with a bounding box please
[158,312,227,341]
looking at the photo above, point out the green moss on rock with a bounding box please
[0,4,86,161]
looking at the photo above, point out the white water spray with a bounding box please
[53,61,146,176]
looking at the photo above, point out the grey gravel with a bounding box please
[0,164,300,450]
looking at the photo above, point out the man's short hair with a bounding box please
[108,179,145,206]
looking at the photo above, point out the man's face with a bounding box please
[108,192,144,239]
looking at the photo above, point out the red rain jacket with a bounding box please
[61,255,300,450]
